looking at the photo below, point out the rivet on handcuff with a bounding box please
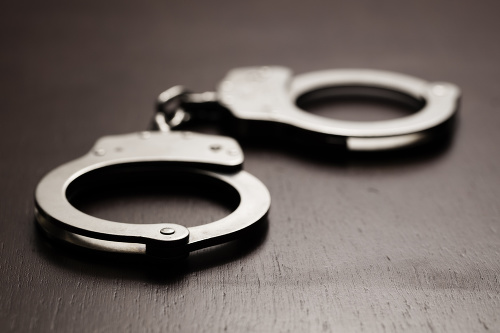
[34,66,460,260]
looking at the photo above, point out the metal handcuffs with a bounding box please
[35,66,460,259]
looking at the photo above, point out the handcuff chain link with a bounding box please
[154,86,217,132]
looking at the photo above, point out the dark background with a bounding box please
[1,1,499,332]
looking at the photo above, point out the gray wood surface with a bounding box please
[1,0,499,332]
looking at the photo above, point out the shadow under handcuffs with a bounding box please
[35,165,270,281]
[35,215,268,283]
[240,114,458,169]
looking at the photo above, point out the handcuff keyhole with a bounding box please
[296,86,425,122]
[66,164,240,228]
[210,144,222,151]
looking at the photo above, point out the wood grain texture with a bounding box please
[1,0,499,332]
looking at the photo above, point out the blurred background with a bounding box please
[1,1,499,332]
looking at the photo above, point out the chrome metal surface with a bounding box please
[34,65,459,259]
[217,66,460,150]
[35,131,271,258]
[155,86,218,131]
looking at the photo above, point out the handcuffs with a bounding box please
[35,66,460,260]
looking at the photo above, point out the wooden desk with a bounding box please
[1,1,499,331]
